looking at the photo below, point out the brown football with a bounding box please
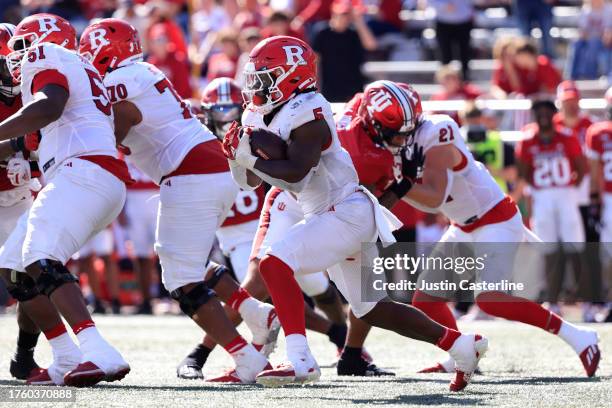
[249,128,288,160]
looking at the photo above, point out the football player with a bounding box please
[586,87,612,322]
[225,35,487,391]
[0,22,42,381]
[516,100,587,311]
[79,19,278,384]
[177,77,354,380]
[392,88,600,377]
[0,13,132,386]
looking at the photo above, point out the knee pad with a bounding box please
[31,260,78,297]
[6,271,40,302]
[170,282,215,316]
[203,263,229,289]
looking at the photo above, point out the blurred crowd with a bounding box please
[0,0,611,321]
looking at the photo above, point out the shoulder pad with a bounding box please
[415,115,461,152]
[104,62,162,101]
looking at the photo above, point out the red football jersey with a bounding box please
[515,123,584,189]
[586,121,612,193]
[0,97,23,192]
[222,185,266,227]
[337,93,423,228]
[553,112,593,146]
[337,93,396,192]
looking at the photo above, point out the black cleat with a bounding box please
[10,350,40,380]
[337,354,395,377]
[176,344,212,380]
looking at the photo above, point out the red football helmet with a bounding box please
[201,77,244,139]
[360,80,422,147]
[6,14,77,81]
[79,18,143,77]
[0,23,19,101]
[242,35,317,114]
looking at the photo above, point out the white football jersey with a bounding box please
[242,92,359,216]
[404,115,505,225]
[20,43,118,179]
[103,62,215,183]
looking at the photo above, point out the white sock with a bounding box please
[558,321,596,354]
[238,297,263,323]
[49,332,81,363]
[440,356,455,373]
[76,326,110,355]
[286,334,308,363]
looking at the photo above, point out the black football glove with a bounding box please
[400,143,425,181]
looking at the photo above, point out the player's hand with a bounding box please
[24,131,41,152]
[222,121,242,160]
[7,157,31,187]
[400,143,425,181]
[234,128,258,170]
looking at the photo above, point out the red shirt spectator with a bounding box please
[146,20,188,56]
[206,29,241,81]
[432,64,482,124]
[147,27,192,99]
[492,55,561,96]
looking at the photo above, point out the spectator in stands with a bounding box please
[235,27,262,86]
[234,0,264,30]
[113,0,150,52]
[292,0,334,39]
[261,10,306,40]
[312,0,377,102]
[206,28,241,81]
[513,0,555,58]
[431,64,482,124]
[428,0,474,80]
[147,24,192,98]
[146,0,189,55]
[565,0,612,80]
[491,38,561,99]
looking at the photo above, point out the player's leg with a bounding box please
[94,229,121,314]
[156,172,269,383]
[0,207,82,386]
[471,213,600,377]
[328,250,487,392]
[0,199,41,379]
[559,197,586,302]
[76,236,107,314]
[22,161,131,387]
[258,192,486,390]
[337,308,395,376]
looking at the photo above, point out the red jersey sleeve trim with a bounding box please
[31,69,69,94]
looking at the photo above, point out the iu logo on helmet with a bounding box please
[38,17,61,34]
[370,90,393,112]
[283,46,306,65]
[88,29,110,52]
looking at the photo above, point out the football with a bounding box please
[249,128,288,160]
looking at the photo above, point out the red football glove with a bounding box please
[222,121,244,159]
[24,131,41,152]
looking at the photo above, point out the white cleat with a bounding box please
[244,303,281,358]
[64,346,130,387]
[208,343,271,384]
[28,350,82,386]
[447,334,488,392]
[256,351,320,387]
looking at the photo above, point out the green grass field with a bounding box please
[0,315,610,407]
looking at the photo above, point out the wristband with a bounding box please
[389,178,413,199]
[9,136,26,153]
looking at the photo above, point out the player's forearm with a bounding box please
[589,160,602,197]
[405,184,446,208]
[253,159,311,184]
[0,98,61,142]
[378,189,400,210]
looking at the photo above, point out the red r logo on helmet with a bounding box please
[283,46,306,65]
